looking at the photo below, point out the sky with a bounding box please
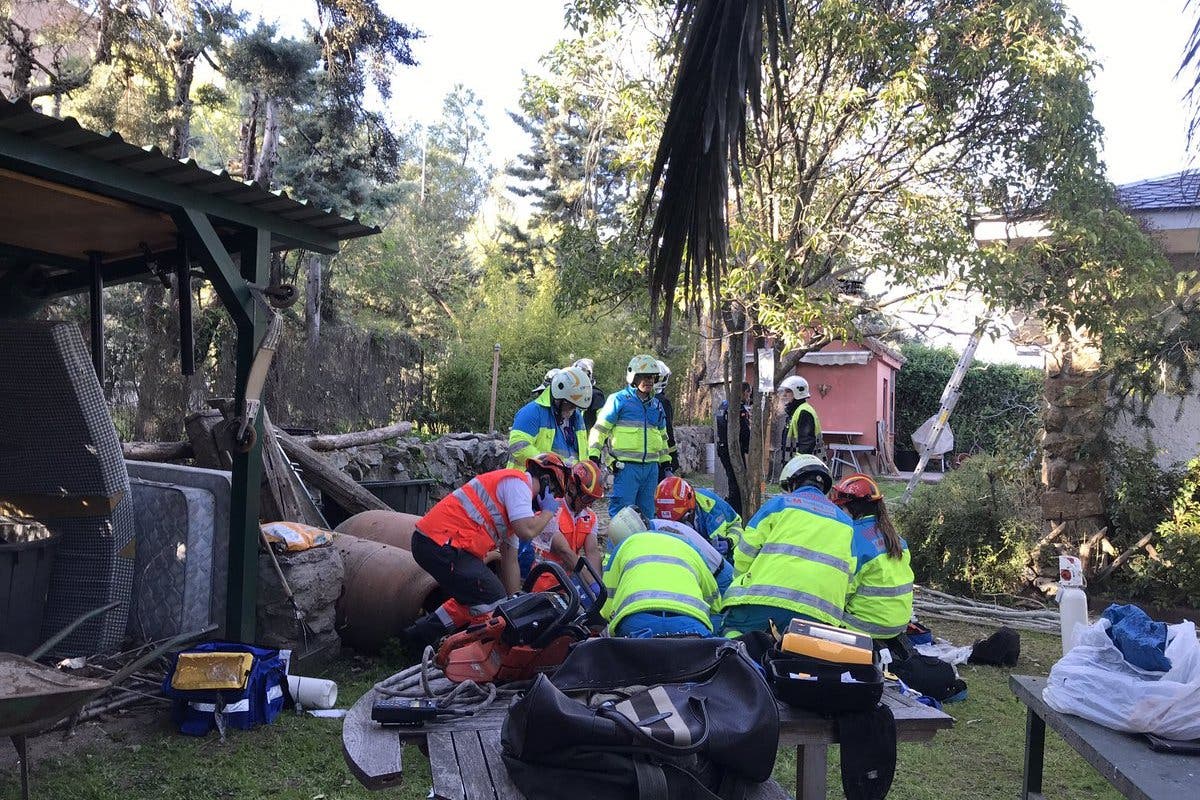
[244,1,1197,186]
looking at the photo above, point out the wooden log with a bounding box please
[296,421,414,452]
[185,408,231,470]
[274,428,389,517]
[1096,532,1154,583]
[259,410,326,527]
[122,440,195,461]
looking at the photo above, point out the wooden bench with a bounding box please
[1010,675,1198,800]
[343,684,953,800]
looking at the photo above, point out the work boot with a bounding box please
[402,614,446,650]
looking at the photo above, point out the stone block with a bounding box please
[1042,490,1105,521]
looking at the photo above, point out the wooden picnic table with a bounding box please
[343,682,953,800]
[1010,675,1199,800]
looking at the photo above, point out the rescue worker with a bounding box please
[830,473,914,640]
[529,367,561,397]
[603,507,722,637]
[572,358,607,430]
[587,354,670,519]
[653,476,745,561]
[716,381,751,516]
[509,365,592,467]
[655,360,680,480]
[721,454,872,637]
[529,460,604,593]
[403,453,571,646]
[779,374,822,460]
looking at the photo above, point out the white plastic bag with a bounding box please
[1042,618,1200,740]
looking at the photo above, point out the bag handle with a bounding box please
[599,694,710,756]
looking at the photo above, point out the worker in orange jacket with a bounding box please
[403,453,570,647]
[529,460,605,593]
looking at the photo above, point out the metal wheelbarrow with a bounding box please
[0,602,202,800]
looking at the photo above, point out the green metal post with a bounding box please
[224,227,270,641]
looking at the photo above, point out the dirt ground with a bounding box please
[0,704,170,771]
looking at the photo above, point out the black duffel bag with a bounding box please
[502,637,780,800]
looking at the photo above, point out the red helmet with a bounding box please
[654,476,696,521]
[526,452,569,497]
[830,473,883,506]
[569,460,604,501]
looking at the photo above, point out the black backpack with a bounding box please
[501,637,780,800]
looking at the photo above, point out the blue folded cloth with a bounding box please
[1102,604,1172,672]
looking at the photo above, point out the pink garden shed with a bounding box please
[792,338,906,471]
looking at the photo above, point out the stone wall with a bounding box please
[1039,335,1107,582]
[322,426,715,500]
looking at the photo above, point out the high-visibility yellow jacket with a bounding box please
[785,401,822,453]
[843,516,914,639]
[694,488,744,547]
[724,486,862,627]
[587,386,670,464]
[508,386,588,468]
[602,532,720,633]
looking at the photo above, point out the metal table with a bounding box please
[1010,675,1199,800]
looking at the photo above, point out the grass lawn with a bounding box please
[1,621,1123,800]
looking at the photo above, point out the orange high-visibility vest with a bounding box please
[531,506,597,591]
[416,469,530,559]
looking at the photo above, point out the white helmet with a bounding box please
[609,506,649,545]
[780,454,832,493]
[780,374,810,400]
[572,358,595,380]
[550,366,593,410]
[653,360,671,394]
[533,367,561,395]
[626,354,659,385]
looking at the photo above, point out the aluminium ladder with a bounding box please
[901,320,987,502]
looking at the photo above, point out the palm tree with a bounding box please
[641,0,789,345]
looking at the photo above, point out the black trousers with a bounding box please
[716,444,745,518]
[411,530,506,608]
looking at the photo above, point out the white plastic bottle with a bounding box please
[1057,555,1088,656]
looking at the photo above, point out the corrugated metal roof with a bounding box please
[1115,170,1200,212]
[0,97,378,242]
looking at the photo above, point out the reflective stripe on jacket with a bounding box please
[843,516,914,639]
[602,532,719,633]
[416,469,529,560]
[587,386,669,464]
[694,488,744,546]
[508,386,588,468]
[724,486,858,627]
[532,506,597,568]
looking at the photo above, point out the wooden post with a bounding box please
[87,251,104,382]
[488,343,501,434]
[177,235,194,375]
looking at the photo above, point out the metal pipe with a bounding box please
[177,235,194,375]
[87,251,104,381]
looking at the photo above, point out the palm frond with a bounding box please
[640,0,789,344]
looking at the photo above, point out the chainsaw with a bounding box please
[436,558,606,685]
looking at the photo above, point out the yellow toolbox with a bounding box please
[169,652,255,691]
[780,620,874,665]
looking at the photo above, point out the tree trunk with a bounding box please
[3,20,35,98]
[239,89,262,179]
[274,428,390,518]
[304,252,322,365]
[254,96,280,188]
[167,39,196,159]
